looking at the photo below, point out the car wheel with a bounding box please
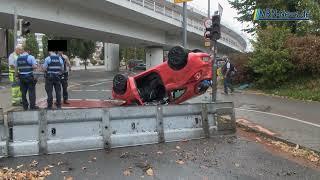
[168,46,189,70]
[113,74,128,95]
[191,49,203,53]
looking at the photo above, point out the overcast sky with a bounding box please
[188,0,253,51]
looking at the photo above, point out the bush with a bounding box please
[229,53,254,84]
[249,26,293,88]
[286,35,320,75]
[1,58,8,72]
[90,59,98,66]
[98,60,105,65]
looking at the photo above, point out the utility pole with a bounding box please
[208,0,210,18]
[182,2,187,48]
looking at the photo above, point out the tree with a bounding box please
[24,34,39,58]
[229,0,320,34]
[42,35,49,58]
[249,26,293,88]
[99,43,104,60]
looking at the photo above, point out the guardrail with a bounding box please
[0,108,8,157]
[2,102,235,157]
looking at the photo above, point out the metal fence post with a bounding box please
[38,110,48,155]
[102,109,111,150]
[156,106,164,143]
[201,104,210,138]
[0,109,8,157]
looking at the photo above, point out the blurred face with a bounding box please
[15,48,22,55]
[58,51,63,55]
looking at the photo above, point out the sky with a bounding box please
[188,0,253,51]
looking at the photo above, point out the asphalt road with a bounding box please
[1,135,319,180]
[66,69,138,100]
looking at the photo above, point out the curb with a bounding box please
[236,122,320,156]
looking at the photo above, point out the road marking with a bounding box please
[236,108,320,128]
[89,82,108,87]
[71,90,83,92]
[102,90,112,92]
[85,90,99,92]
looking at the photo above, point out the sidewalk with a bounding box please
[188,89,320,152]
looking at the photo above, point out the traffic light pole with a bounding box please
[182,2,187,48]
[211,40,217,102]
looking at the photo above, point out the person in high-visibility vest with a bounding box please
[8,45,23,106]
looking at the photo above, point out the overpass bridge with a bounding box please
[0,0,247,70]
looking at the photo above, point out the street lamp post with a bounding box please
[182,2,187,48]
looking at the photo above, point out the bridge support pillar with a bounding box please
[104,43,119,72]
[145,47,163,69]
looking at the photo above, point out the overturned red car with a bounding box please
[112,46,213,105]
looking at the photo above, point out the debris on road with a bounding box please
[0,167,52,179]
[16,164,24,169]
[146,168,154,176]
[64,176,74,180]
[271,140,320,163]
[29,160,39,167]
[123,169,132,176]
[176,159,185,165]
[176,146,181,150]
[157,151,163,155]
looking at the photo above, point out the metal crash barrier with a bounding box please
[0,108,9,157]
[1,102,235,157]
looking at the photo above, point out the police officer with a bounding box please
[43,51,64,109]
[58,51,71,104]
[15,45,38,110]
[9,45,22,106]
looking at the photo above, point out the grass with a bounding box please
[263,76,320,102]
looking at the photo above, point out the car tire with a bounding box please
[191,49,203,53]
[168,46,189,70]
[113,74,128,95]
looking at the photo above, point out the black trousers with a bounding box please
[19,76,36,110]
[45,77,62,108]
[61,73,69,101]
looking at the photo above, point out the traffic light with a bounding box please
[21,20,31,36]
[204,15,221,41]
[211,15,221,40]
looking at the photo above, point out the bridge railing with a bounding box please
[126,0,243,51]
[128,0,205,32]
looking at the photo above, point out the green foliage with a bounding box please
[7,30,14,54]
[24,34,39,58]
[90,59,98,65]
[0,58,8,72]
[120,47,145,63]
[296,0,320,35]
[249,26,293,88]
[42,35,49,58]
[99,44,104,60]
[229,0,320,34]
[229,52,254,84]
[268,76,320,101]
[286,35,320,74]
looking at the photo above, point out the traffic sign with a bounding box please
[204,31,211,40]
[204,18,212,28]
[204,40,211,47]
[174,0,193,3]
